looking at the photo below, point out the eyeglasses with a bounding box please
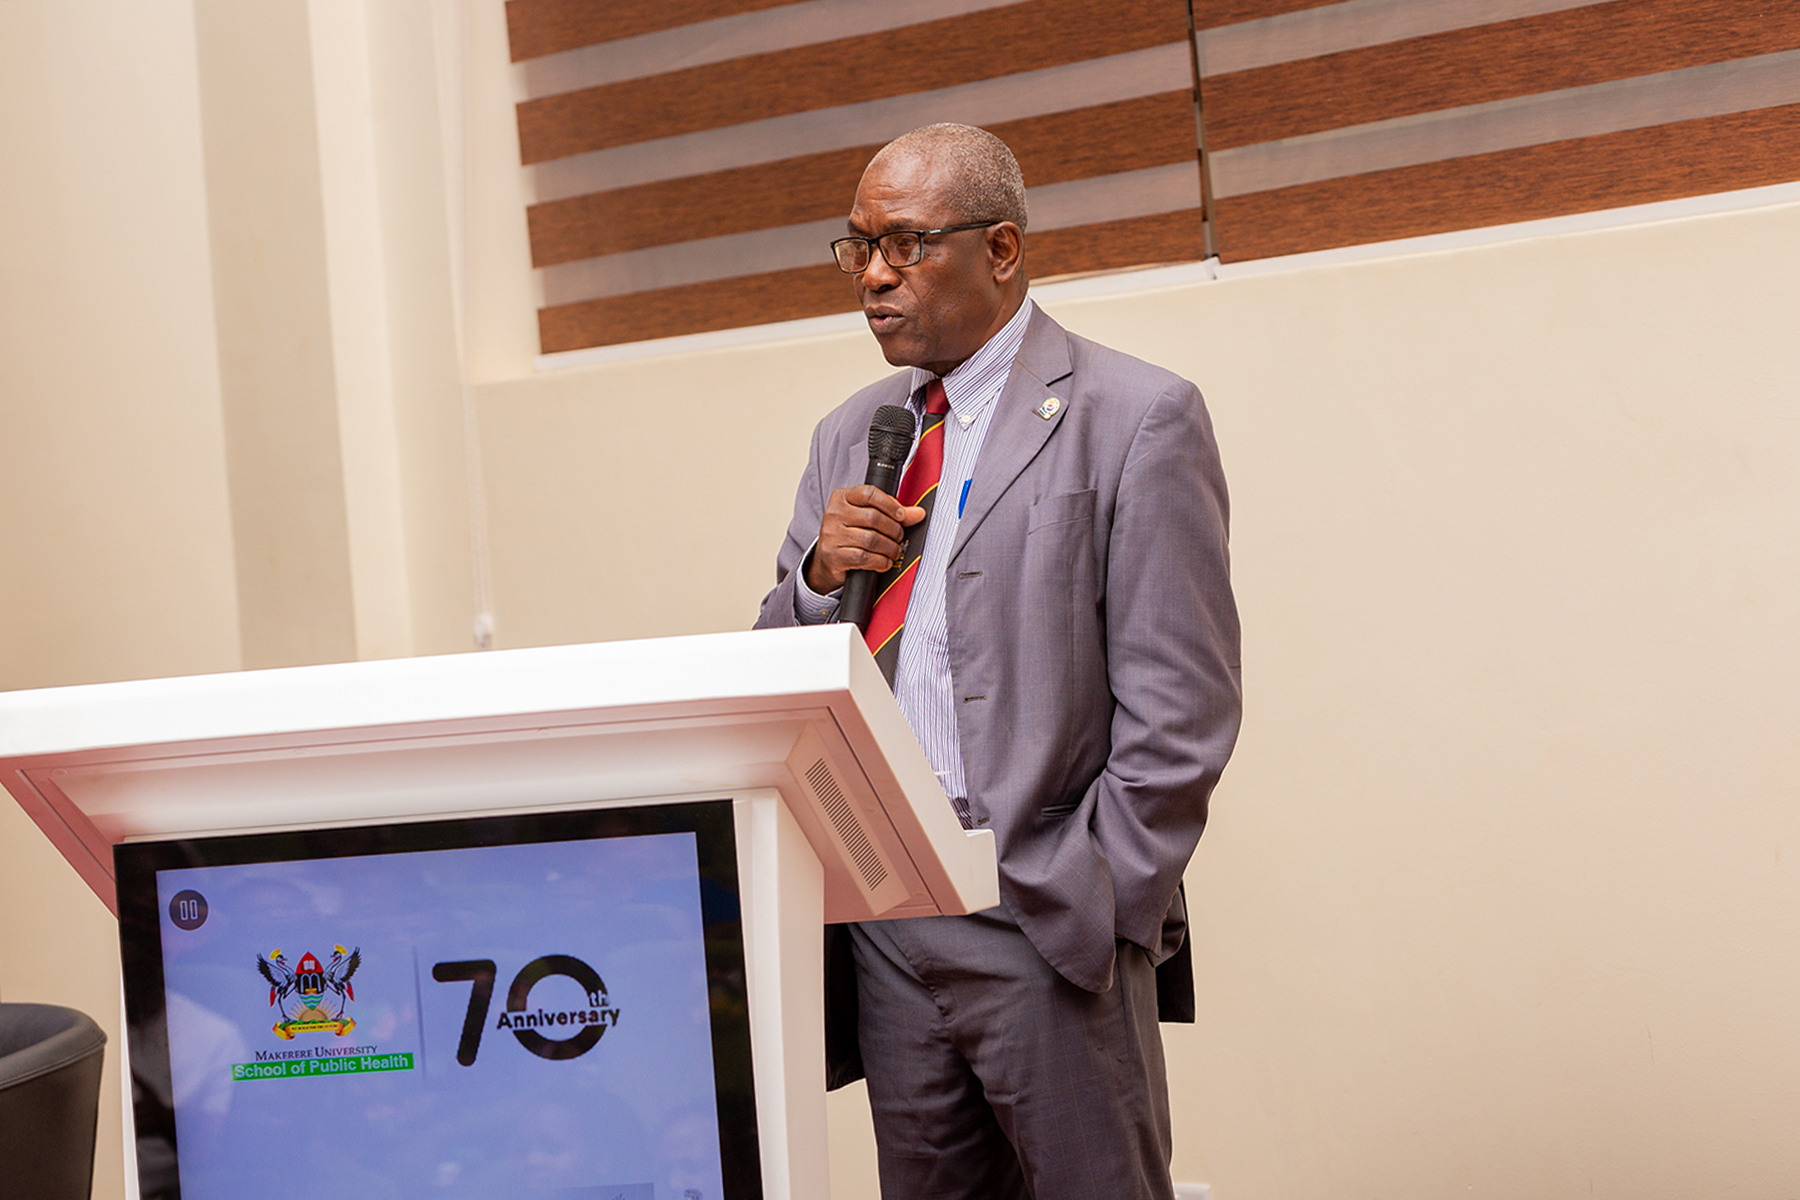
[830,222,999,273]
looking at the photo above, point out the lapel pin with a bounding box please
[1035,396,1061,420]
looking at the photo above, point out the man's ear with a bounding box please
[987,221,1024,283]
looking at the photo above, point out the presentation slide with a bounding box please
[151,832,726,1200]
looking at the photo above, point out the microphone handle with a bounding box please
[838,458,904,630]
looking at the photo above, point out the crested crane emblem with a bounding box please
[258,945,362,1039]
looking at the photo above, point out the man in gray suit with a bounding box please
[755,124,1241,1199]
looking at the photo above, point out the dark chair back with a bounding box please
[0,1003,107,1200]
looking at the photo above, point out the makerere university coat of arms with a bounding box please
[257,945,362,1039]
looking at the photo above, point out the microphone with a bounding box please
[839,404,916,631]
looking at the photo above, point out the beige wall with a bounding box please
[0,5,231,1195]
[4,2,1800,1198]
[1104,209,1800,1194]
[189,0,480,667]
[0,0,241,691]
[1,4,475,1198]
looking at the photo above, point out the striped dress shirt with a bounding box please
[795,298,1037,804]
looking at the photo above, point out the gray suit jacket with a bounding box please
[756,305,1241,999]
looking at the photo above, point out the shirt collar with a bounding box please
[910,298,1035,419]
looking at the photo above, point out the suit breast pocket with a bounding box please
[1024,488,1097,594]
[1027,488,1096,533]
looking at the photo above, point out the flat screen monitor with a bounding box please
[115,800,760,1200]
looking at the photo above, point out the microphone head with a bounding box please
[867,404,916,466]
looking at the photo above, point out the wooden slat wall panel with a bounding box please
[510,0,1798,349]
[528,92,1199,267]
[1200,0,1800,264]
[504,0,798,61]
[996,91,1200,198]
[1202,0,1800,149]
[1029,207,1209,279]
[1192,0,1337,28]
[530,146,870,269]
[538,210,1208,352]
[516,0,1187,165]
[511,0,1207,353]
[1211,103,1800,261]
[539,263,851,354]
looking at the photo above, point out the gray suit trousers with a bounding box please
[850,906,1175,1200]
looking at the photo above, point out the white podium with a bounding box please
[0,624,998,1200]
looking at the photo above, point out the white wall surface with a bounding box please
[0,4,468,1196]
[0,6,229,1193]
[0,0,241,691]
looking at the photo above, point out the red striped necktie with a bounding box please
[864,378,950,686]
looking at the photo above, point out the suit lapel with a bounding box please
[948,307,1073,565]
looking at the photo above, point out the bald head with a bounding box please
[865,124,1029,230]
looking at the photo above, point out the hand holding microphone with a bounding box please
[805,405,927,628]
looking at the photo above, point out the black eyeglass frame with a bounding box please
[830,222,1001,273]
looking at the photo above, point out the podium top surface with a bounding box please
[2,625,878,757]
[0,626,997,921]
